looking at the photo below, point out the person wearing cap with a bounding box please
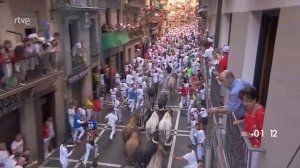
[199,108,208,125]
[173,145,198,168]
[194,123,205,162]
[217,45,229,74]
[201,40,214,62]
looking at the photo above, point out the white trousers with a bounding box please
[121,91,127,102]
[189,128,196,145]
[73,127,85,141]
[249,151,262,168]
[60,160,68,168]
[83,143,99,165]
[68,116,74,128]
[136,96,144,108]
[86,109,93,120]
[128,99,135,113]
[197,144,204,160]
[115,108,122,122]
[111,95,116,105]
[108,123,116,140]
[179,96,187,109]
[100,97,104,110]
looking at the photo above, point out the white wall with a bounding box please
[227,12,249,78]
[218,14,231,48]
[222,0,300,14]
[241,11,262,84]
[260,5,300,167]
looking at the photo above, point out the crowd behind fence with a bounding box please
[0,38,61,93]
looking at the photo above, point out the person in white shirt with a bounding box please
[115,73,121,85]
[105,111,118,140]
[78,106,87,117]
[152,70,159,84]
[137,74,143,86]
[110,86,118,106]
[59,141,74,168]
[199,108,208,125]
[187,96,195,123]
[194,124,205,161]
[136,85,144,108]
[200,85,206,107]
[120,80,129,102]
[173,145,198,168]
[67,103,75,129]
[0,143,9,167]
[11,134,24,155]
[126,72,133,85]
[114,98,122,124]
[190,106,199,123]
[187,116,197,146]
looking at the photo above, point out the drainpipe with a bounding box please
[214,0,222,48]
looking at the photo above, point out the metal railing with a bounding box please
[90,42,100,60]
[203,58,266,168]
[64,0,97,8]
[0,50,61,94]
[202,58,229,168]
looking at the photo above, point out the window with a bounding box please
[105,8,110,24]
[117,9,120,24]
[68,20,79,50]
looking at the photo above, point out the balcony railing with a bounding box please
[90,42,100,60]
[126,0,146,8]
[0,50,62,97]
[204,58,265,168]
[102,32,129,50]
[63,0,97,8]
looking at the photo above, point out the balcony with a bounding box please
[0,52,63,100]
[125,0,146,8]
[102,32,129,50]
[90,42,100,61]
[202,58,265,168]
[59,0,99,10]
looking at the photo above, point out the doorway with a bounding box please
[253,10,279,107]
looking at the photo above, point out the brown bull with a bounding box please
[125,131,141,163]
[122,115,139,142]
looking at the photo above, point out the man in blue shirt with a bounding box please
[128,87,137,114]
[73,110,86,142]
[87,115,97,130]
[208,70,252,119]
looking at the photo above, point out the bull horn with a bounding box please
[152,137,158,144]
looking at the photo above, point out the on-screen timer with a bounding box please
[251,129,278,138]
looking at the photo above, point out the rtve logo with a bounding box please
[14,17,31,25]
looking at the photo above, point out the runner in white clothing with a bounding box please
[59,142,74,168]
[114,98,122,123]
[126,73,133,85]
[173,145,198,168]
[105,112,118,140]
[194,123,205,161]
[136,85,144,108]
[120,80,129,102]
[110,86,118,106]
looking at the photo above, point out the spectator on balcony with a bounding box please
[14,43,27,86]
[0,40,14,90]
[27,33,39,80]
[102,23,108,33]
[49,37,58,72]
[0,142,9,167]
[11,134,30,164]
[234,87,265,168]
[72,40,87,64]
[201,39,213,62]
[208,70,252,119]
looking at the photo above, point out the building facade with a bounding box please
[204,0,300,167]
[56,0,102,104]
[0,0,65,164]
